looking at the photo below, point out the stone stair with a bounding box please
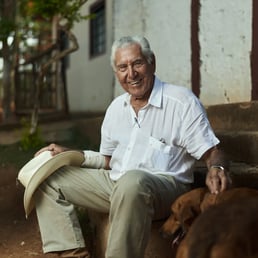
[206,101,258,164]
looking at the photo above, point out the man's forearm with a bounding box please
[203,146,229,171]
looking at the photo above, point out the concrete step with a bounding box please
[206,101,258,131]
[206,101,258,164]
[216,131,258,163]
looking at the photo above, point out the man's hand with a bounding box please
[202,146,232,194]
[34,143,70,157]
[206,166,232,194]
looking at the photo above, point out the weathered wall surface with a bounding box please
[68,0,253,111]
[199,0,252,105]
[113,0,252,106]
[113,0,191,97]
[67,0,114,113]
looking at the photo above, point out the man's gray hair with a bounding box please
[110,36,155,70]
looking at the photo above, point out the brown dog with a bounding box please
[160,187,258,246]
[176,196,258,258]
[160,187,207,243]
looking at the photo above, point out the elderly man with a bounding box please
[34,36,231,258]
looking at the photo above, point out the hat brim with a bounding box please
[18,150,84,217]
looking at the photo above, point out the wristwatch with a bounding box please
[210,165,225,171]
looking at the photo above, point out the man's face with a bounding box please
[114,43,155,100]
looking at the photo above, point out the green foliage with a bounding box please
[20,0,90,28]
[20,118,45,151]
[0,142,36,169]
[0,19,16,39]
[29,0,68,18]
[0,1,16,41]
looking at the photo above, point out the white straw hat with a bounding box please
[18,150,84,217]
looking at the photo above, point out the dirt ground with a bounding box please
[0,165,60,258]
[0,117,103,258]
[0,163,95,258]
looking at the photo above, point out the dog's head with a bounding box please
[160,187,207,244]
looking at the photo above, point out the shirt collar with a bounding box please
[148,76,163,108]
[123,76,163,108]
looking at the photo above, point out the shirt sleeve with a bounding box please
[180,95,220,160]
[99,104,117,156]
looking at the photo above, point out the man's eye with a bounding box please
[133,60,145,68]
[134,60,142,65]
[117,65,127,72]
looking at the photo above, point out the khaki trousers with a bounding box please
[34,166,190,258]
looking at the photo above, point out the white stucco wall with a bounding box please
[113,0,253,105]
[113,0,191,97]
[67,0,114,112]
[199,0,252,105]
[68,0,253,110]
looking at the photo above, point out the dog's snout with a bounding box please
[159,226,172,239]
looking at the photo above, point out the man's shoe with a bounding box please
[59,248,91,258]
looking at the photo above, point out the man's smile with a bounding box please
[128,79,143,86]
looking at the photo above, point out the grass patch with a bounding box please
[0,126,99,170]
[0,143,38,169]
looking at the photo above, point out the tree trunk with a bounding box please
[2,39,12,122]
[30,26,79,134]
[0,0,16,122]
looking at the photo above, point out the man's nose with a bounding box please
[128,64,137,78]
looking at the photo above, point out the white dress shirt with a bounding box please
[100,77,219,183]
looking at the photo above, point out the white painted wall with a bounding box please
[67,0,114,112]
[68,0,253,111]
[199,0,252,105]
[113,0,191,97]
[113,0,252,105]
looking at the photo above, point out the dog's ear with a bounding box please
[179,203,199,231]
